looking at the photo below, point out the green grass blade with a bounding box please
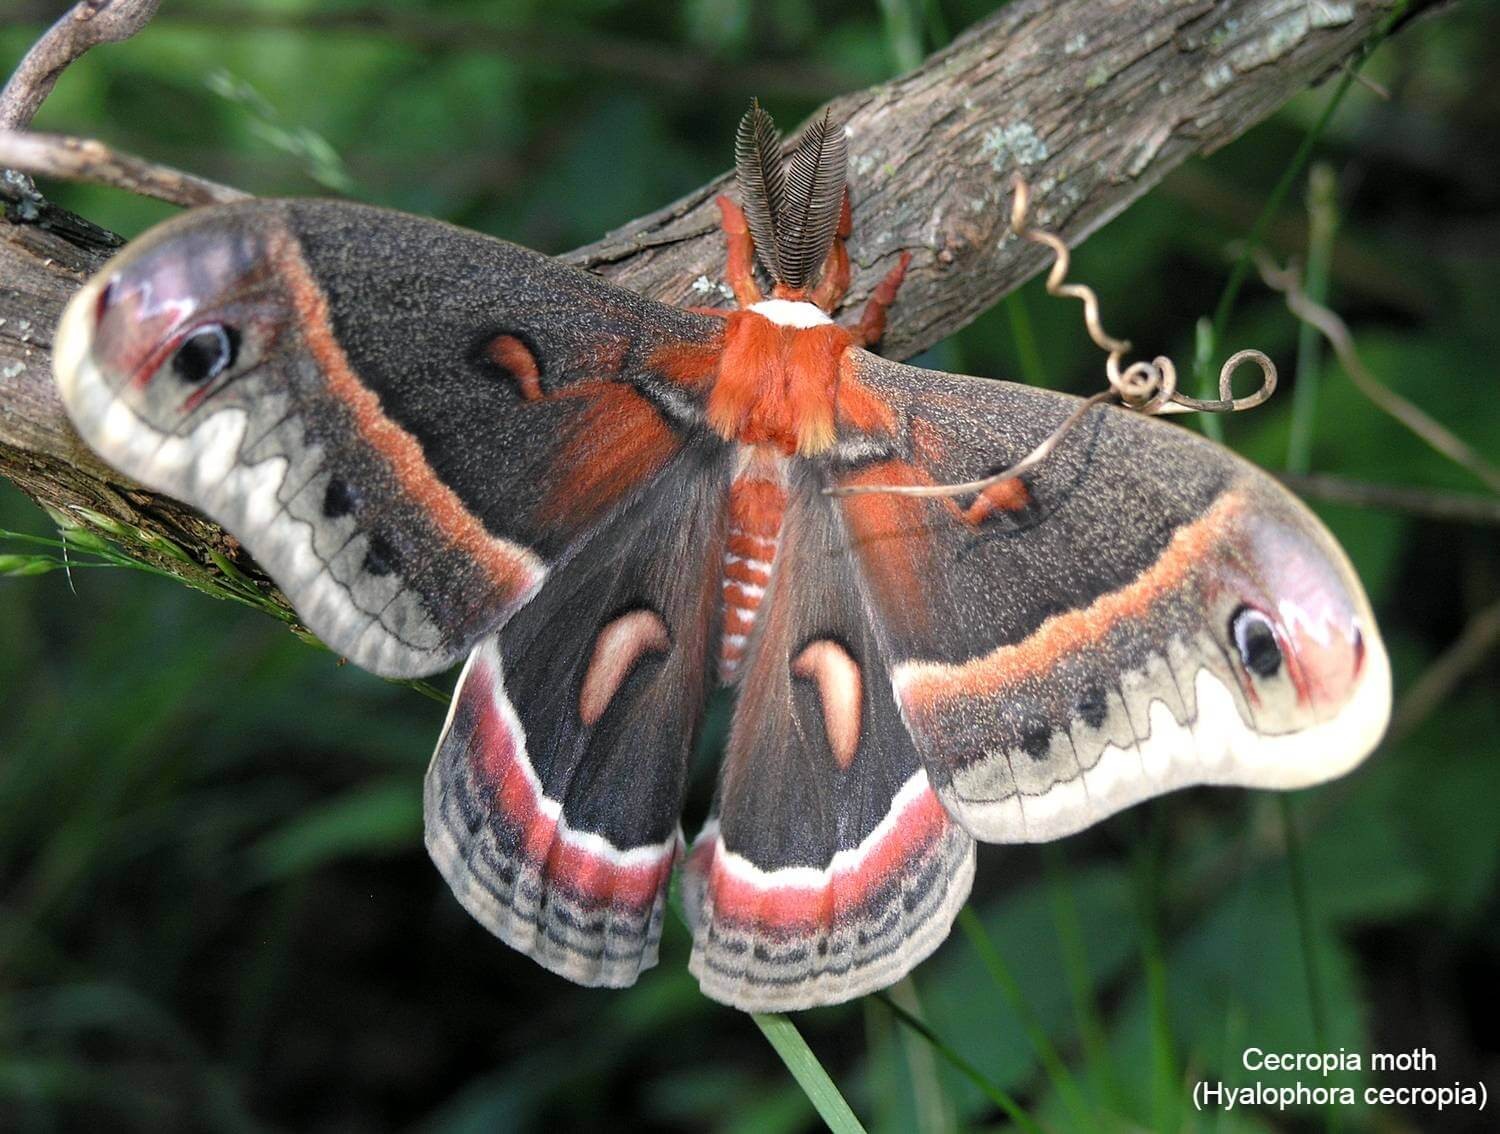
[887,978,956,1134]
[1198,71,1355,436]
[861,998,905,1132]
[750,1013,868,1134]
[873,994,1042,1134]
[1131,818,1179,1133]
[1286,164,1340,474]
[957,906,1093,1127]
[1005,291,1050,388]
[1044,844,1123,1111]
[1208,820,1259,1134]
[1278,795,1338,1133]
[877,0,925,72]
[921,0,951,50]
[1277,164,1339,1128]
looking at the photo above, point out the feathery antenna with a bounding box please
[733,101,848,291]
[776,110,847,290]
[735,99,786,283]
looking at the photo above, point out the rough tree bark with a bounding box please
[0,0,1438,596]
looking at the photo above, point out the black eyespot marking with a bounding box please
[363,534,397,577]
[171,323,238,385]
[322,477,358,519]
[95,277,118,323]
[1231,606,1283,678]
[1020,723,1052,761]
[1076,685,1109,730]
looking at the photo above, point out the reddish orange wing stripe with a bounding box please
[540,384,682,533]
[470,651,672,909]
[837,459,950,632]
[897,490,1245,715]
[835,351,898,436]
[649,335,724,392]
[700,786,951,929]
[272,231,544,599]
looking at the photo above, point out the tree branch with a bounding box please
[565,0,1437,357]
[0,0,160,129]
[0,0,1444,597]
[0,129,249,207]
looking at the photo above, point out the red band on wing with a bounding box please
[687,777,952,929]
[466,649,675,909]
[836,459,954,634]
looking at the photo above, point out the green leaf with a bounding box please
[244,779,420,885]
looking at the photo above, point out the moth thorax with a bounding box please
[719,450,789,684]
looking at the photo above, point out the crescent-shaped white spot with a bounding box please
[579,610,671,727]
[792,639,863,770]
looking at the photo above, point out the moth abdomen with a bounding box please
[718,450,789,682]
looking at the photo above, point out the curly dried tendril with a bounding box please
[828,175,1276,500]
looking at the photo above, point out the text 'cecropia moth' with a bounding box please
[51,103,1390,1012]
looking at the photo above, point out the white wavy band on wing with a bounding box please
[927,639,1392,844]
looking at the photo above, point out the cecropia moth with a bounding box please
[51,104,1389,1012]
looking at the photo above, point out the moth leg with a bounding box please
[715,195,763,308]
[851,251,913,349]
[809,191,853,313]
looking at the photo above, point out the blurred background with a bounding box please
[3,0,1499,1130]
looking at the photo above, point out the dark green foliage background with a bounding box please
[3,1,1499,1130]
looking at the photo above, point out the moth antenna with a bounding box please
[735,99,786,283]
[825,176,1277,500]
[776,110,848,290]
